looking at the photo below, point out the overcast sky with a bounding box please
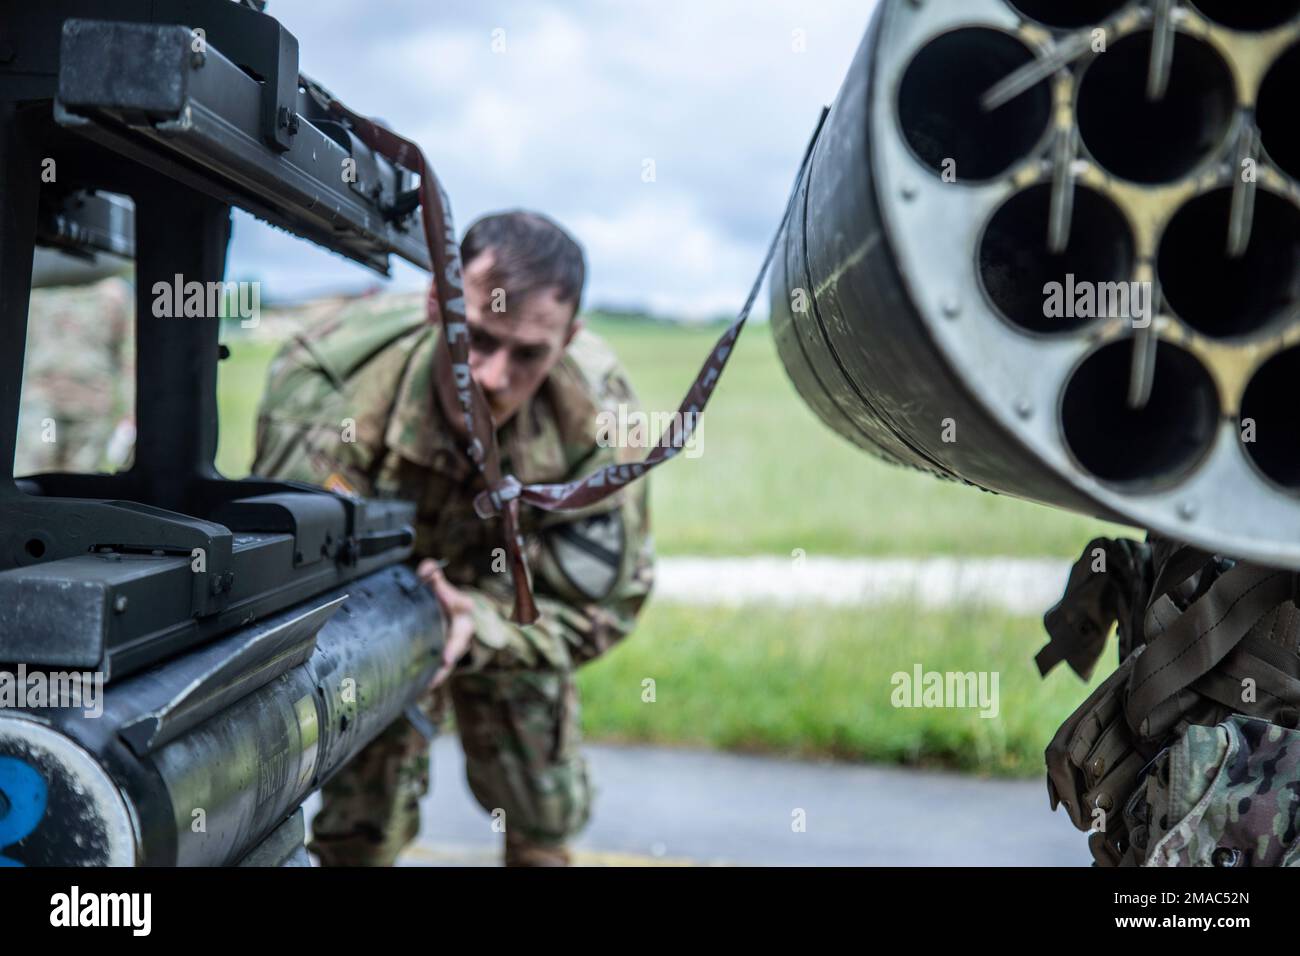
[225,0,877,318]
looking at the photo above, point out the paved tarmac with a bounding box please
[300,737,1092,867]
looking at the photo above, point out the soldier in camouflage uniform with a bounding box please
[15,275,134,475]
[251,211,655,867]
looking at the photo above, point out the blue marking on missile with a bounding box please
[0,757,48,867]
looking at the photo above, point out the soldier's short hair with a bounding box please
[461,210,586,321]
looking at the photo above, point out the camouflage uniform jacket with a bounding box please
[252,294,655,673]
[22,276,134,417]
[17,276,134,474]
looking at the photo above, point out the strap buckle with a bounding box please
[473,475,522,519]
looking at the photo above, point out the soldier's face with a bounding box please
[462,250,581,425]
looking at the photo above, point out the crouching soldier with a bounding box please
[252,211,655,866]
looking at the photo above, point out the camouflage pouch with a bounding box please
[1045,652,1147,864]
[1137,714,1300,867]
[1043,537,1300,865]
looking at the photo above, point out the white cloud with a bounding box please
[228,0,878,317]
[570,196,761,318]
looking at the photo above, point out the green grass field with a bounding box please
[575,600,1108,777]
[216,311,1125,775]
[218,313,1129,557]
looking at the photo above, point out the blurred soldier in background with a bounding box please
[15,273,135,475]
[253,211,656,867]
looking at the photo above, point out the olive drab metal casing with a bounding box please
[771,0,1300,567]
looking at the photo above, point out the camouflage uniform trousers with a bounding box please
[14,402,114,475]
[309,666,590,867]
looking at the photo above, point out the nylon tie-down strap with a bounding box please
[308,78,827,623]
[1126,553,1297,741]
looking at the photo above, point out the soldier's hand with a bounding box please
[418,559,475,688]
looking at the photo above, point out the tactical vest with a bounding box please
[1040,536,1300,866]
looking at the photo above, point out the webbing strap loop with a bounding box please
[1125,563,1294,741]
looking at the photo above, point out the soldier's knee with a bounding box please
[311,786,422,866]
[308,715,430,865]
[468,749,593,844]
[452,668,592,844]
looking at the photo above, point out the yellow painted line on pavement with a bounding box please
[399,841,720,867]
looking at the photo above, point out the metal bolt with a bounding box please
[901,181,919,201]
[113,595,128,614]
[1177,500,1197,521]
[1014,397,1034,419]
[941,296,961,319]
